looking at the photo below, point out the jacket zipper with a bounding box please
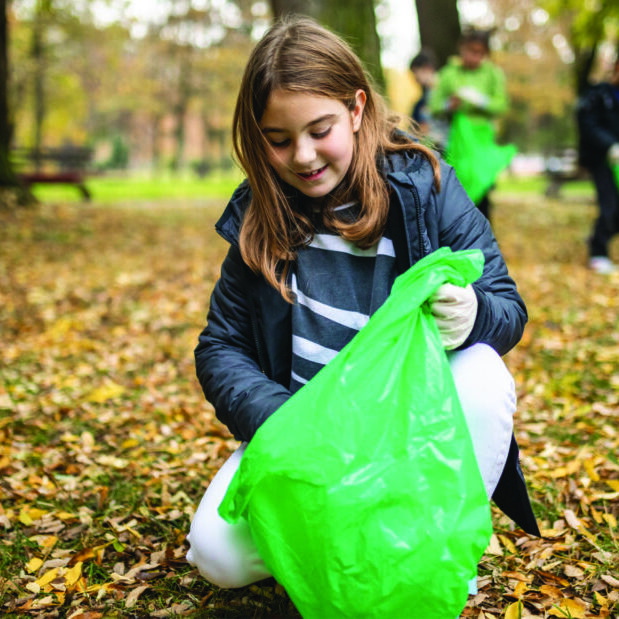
[411,184,427,260]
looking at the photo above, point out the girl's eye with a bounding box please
[311,127,331,139]
[269,138,290,148]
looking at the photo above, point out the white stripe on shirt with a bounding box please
[292,335,339,365]
[291,274,370,331]
[290,370,309,385]
[310,234,395,258]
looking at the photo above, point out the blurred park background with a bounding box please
[1,1,618,618]
[3,0,619,199]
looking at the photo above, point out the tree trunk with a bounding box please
[574,46,597,96]
[415,0,461,69]
[32,0,52,169]
[0,0,35,205]
[0,0,15,186]
[269,0,385,92]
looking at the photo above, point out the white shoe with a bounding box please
[589,256,617,274]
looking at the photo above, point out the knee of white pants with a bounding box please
[449,343,516,424]
[186,444,270,589]
[448,343,515,496]
[186,517,258,589]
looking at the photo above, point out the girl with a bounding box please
[187,17,538,592]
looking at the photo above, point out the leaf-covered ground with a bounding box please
[0,186,617,618]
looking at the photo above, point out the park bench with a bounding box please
[544,149,589,198]
[13,146,93,200]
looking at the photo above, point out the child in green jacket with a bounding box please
[430,28,510,220]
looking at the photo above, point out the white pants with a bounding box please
[186,343,515,589]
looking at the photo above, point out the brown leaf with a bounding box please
[124,584,149,609]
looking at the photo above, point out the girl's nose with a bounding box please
[292,138,316,167]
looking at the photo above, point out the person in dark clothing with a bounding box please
[577,57,619,273]
[186,16,539,595]
[409,49,437,134]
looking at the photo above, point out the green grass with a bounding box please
[496,173,595,197]
[29,169,244,204]
[28,169,596,206]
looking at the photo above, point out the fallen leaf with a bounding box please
[547,598,587,618]
[564,564,584,579]
[125,584,149,609]
[25,557,43,573]
[65,562,83,587]
[504,600,523,619]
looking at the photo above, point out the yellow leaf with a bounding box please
[593,591,608,608]
[540,528,566,539]
[19,507,47,524]
[36,567,60,587]
[602,512,617,528]
[498,534,518,554]
[548,598,586,618]
[504,600,523,619]
[606,480,619,492]
[56,512,77,521]
[583,459,600,481]
[25,557,43,573]
[86,381,126,403]
[42,535,58,549]
[64,562,82,587]
[513,581,527,598]
[121,438,140,449]
[551,467,568,478]
[590,506,604,524]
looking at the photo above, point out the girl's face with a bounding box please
[260,89,366,200]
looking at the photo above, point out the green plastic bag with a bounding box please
[220,248,493,619]
[446,112,517,204]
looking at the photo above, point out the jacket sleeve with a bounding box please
[195,244,291,442]
[577,86,616,156]
[484,64,508,117]
[435,164,527,355]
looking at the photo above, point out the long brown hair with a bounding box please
[233,16,440,301]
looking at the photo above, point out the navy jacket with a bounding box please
[577,82,619,168]
[195,150,540,535]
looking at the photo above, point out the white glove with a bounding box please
[429,283,478,350]
[456,86,489,109]
[608,143,619,166]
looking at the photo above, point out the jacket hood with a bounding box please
[215,149,439,246]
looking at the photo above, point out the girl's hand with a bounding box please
[429,283,478,350]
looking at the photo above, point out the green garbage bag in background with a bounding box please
[446,112,517,205]
[219,248,493,619]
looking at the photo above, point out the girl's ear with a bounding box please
[351,89,367,133]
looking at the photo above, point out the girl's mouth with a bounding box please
[296,165,328,181]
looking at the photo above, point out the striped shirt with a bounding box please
[290,203,398,393]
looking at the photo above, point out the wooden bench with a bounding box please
[13,146,93,200]
[544,149,589,198]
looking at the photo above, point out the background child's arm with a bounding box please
[195,245,291,442]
